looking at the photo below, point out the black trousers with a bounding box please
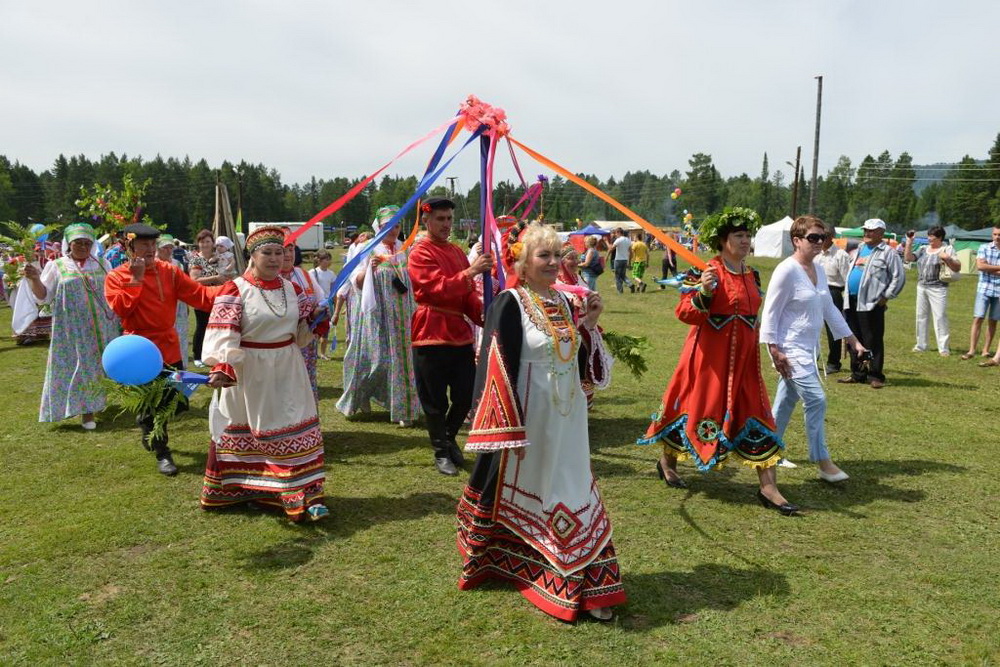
[413,344,476,447]
[824,286,845,369]
[845,296,886,382]
[192,308,210,361]
[662,252,677,278]
[137,361,188,457]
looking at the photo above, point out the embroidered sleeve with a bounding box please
[202,281,244,376]
[675,267,712,325]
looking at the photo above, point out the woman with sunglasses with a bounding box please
[760,216,868,484]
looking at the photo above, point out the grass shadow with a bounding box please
[621,564,790,631]
[882,377,978,390]
[239,491,456,571]
[326,428,429,459]
[318,385,344,401]
[668,457,966,516]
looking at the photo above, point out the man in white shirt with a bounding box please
[814,235,852,373]
[610,228,632,294]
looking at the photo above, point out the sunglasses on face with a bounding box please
[801,233,828,243]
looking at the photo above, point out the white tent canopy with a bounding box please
[753,215,794,258]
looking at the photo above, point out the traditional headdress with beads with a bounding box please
[245,226,286,254]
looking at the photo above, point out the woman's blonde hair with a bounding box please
[514,223,560,278]
[585,235,598,248]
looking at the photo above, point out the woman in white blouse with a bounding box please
[760,216,867,483]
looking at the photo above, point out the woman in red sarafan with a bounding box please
[637,207,798,516]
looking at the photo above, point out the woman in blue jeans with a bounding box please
[760,216,867,483]
[580,235,601,290]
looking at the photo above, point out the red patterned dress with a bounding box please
[199,272,324,521]
[638,258,783,469]
[457,287,626,621]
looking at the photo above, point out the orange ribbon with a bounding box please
[507,136,705,269]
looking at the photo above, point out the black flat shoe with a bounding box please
[656,460,687,489]
[756,490,799,516]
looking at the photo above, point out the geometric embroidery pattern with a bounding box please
[466,336,529,452]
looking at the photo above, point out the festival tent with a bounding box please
[593,220,643,233]
[568,224,611,236]
[753,216,794,258]
[566,224,610,253]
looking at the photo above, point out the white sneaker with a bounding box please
[777,458,798,469]
[193,360,206,368]
[912,346,926,353]
[82,420,96,431]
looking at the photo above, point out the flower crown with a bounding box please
[698,206,762,251]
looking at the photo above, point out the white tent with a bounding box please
[753,216,794,258]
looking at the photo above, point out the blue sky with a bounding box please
[2,0,997,189]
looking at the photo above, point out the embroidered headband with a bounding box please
[245,226,286,254]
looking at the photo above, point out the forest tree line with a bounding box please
[1,132,998,242]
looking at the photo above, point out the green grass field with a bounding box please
[1,254,999,665]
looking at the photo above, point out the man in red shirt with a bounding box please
[408,198,493,475]
[105,222,222,475]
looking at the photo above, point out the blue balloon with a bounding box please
[102,335,163,385]
[29,223,44,235]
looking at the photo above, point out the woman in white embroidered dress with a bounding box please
[760,216,868,484]
[456,223,625,623]
[200,226,328,522]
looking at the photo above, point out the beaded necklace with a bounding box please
[523,285,579,416]
[249,272,288,317]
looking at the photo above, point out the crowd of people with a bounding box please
[6,202,1000,624]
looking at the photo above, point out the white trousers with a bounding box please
[915,283,950,352]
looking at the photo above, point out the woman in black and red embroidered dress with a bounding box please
[456,222,625,622]
[199,226,328,522]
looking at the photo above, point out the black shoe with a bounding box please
[656,459,687,489]
[434,457,459,476]
[156,454,178,476]
[756,490,799,516]
[447,438,465,467]
[825,364,841,374]
[640,283,647,293]
[629,284,635,293]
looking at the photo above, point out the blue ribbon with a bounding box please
[323,124,486,309]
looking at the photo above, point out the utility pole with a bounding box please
[789,146,802,218]
[446,177,458,197]
[809,75,823,214]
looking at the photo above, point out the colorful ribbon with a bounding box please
[507,137,706,269]
[322,124,487,310]
[285,115,461,248]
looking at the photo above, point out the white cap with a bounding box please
[862,218,886,231]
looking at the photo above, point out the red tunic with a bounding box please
[407,238,483,347]
[639,257,782,470]
[105,259,222,365]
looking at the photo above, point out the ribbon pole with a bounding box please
[480,132,494,310]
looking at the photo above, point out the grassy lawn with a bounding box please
[1,253,998,665]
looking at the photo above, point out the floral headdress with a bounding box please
[698,206,762,251]
[503,219,530,288]
[245,226,286,254]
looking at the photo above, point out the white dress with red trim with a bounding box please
[457,287,625,621]
[199,273,324,522]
